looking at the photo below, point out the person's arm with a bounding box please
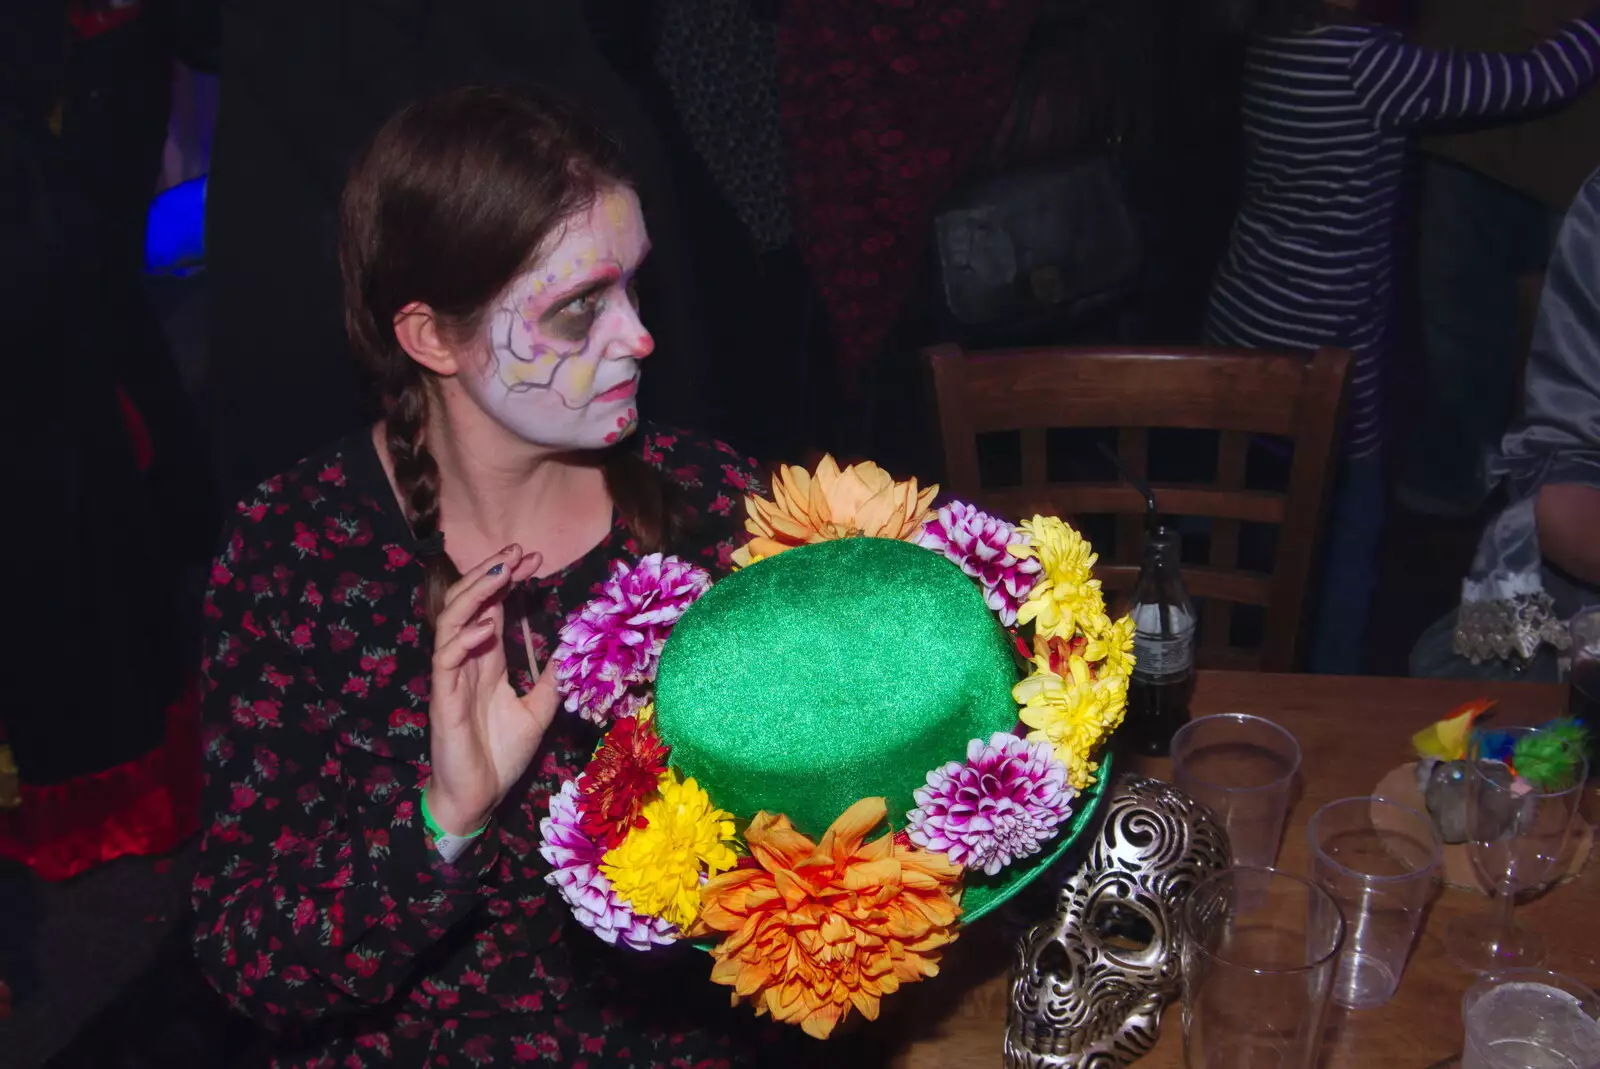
[1536,484,1600,583]
[1350,14,1600,128]
[1499,167,1600,585]
[190,509,498,1026]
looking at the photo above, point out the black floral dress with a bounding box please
[191,425,792,1068]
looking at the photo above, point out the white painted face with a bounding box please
[465,185,653,449]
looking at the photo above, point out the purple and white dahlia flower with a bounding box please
[907,732,1075,876]
[538,778,677,950]
[551,553,712,725]
[914,502,1042,626]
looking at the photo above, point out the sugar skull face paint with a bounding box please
[466,186,653,450]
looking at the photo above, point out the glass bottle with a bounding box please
[1123,525,1196,757]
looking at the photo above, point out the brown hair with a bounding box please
[340,87,687,622]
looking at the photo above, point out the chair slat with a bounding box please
[957,348,1312,436]
[1114,427,1149,566]
[979,485,1286,525]
[1096,564,1272,607]
[1203,432,1251,653]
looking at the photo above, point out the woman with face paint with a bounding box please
[189,89,796,1068]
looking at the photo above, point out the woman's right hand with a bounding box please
[426,545,559,836]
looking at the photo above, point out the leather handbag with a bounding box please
[931,22,1143,339]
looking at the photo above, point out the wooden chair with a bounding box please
[923,344,1352,672]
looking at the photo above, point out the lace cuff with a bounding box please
[1452,497,1571,664]
[1453,589,1570,664]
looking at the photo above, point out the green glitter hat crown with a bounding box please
[653,536,1109,921]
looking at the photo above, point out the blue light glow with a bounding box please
[144,174,207,275]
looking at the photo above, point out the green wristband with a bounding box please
[420,784,487,862]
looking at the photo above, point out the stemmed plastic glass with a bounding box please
[1444,727,1588,972]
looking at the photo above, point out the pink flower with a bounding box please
[551,554,711,725]
[537,779,677,950]
[907,733,1074,876]
[914,501,1043,626]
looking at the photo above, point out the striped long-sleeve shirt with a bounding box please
[1205,14,1600,458]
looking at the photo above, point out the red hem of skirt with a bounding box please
[0,684,201,881]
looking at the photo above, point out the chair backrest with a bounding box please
[923,344,1352,672]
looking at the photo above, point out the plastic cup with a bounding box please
[1308,796,1441,1010]
[1172,714,1301,867]
[1463,969,1600,1069]
[1181,867,1346,1069]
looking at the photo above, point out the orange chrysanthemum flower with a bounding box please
[691,797,963,1039]
[578,709,670,850]
[731,456,937,566]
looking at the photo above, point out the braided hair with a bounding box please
[340,87,687,623]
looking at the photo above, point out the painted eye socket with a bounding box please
[1089,899,1157,955]
[549,292,601,341]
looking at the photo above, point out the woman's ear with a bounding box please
[393,302,462,376]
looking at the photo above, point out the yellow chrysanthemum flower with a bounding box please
[1013,657,1129,790]
[601,771,739,928]
[1012,516,1105,640]
[1082,614,1137,680]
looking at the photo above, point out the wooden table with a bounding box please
[880,671,1600,1069]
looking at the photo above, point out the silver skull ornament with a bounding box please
[1005,773,1230,1069]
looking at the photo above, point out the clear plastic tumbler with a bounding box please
[1463,970,1600,1069]
[1172,713,1301,867]
[1308,796,1441,1010]
[1181,867,1346,1069]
